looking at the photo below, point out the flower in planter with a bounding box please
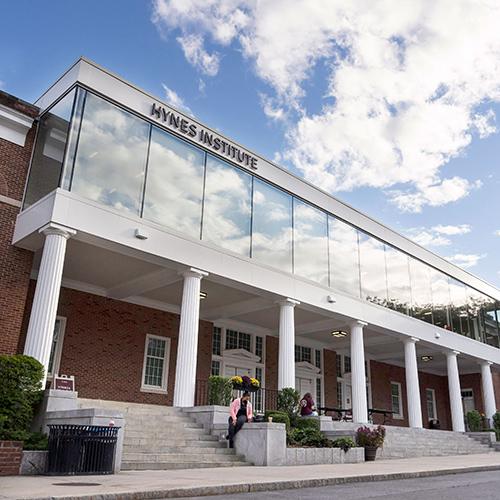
[356,425,386,448]
[250,377,260,388]
[231,376,243,386]
[241,375,251,386]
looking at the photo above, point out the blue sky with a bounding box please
[1,0,500,287]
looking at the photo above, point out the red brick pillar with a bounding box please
[0,441,22,476]
[323,349,337,407]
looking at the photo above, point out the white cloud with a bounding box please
[446,253,486,269]
[151,0,500,212]
[161,83,192,115]
[259,93,286,121]
[432,224,471,236]
[0,80,4,89]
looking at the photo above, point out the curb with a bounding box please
[19,464,500,500]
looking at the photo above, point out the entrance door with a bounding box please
[296,377,314,398]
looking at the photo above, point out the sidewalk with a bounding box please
[2,453,500,500]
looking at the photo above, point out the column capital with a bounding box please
[404,337,420,344]
[479,360,493,367]
[39,222,76,239]
[446,350,461,358]
[349,319,368,328]
[181,267,208,279]
[277,298,300,307]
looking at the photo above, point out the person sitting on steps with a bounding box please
[227,391,253,448]
[300,392,319,417]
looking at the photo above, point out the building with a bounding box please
[1,58,499,434]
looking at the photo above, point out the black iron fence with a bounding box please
[47,424,119,475]
[195,379,278,414]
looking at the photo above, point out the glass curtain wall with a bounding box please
[25,88,500,348]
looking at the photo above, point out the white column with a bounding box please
[278,298,299,390]
[173,268,208,407]
[404,337,423,428]
[446,350,465,432]
[24,223,76,385]
[480,361,497,422]
[350,320,368,424]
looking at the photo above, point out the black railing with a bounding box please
[195,379,278,413]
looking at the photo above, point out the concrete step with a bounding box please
[125,421,204,430]
[121,461,250,470]
[124,428,209,438]
[124,435,220,446]
[123,445,234,454]
[122,452,244,463]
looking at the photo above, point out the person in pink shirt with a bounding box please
[227,391,253,448]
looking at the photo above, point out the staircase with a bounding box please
[78,399,251,470]
[324,423,494,459]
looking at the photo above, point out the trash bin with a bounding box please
[47,424,120,475]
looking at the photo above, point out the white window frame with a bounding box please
[141,334,171,394]
[426,388,437,421]
[47,316,67,379]
[390,381,404,419]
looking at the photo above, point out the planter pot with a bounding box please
[364,445,378,461]
[233,384,259,393]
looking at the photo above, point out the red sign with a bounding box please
[54,375,75,392]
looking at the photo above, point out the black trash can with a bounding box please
[47,424,120,475]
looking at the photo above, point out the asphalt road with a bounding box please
[183,470,500,500]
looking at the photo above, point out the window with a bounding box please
[252,179,293,272]
[426,388,437,421]
[391,382,403,419]
[409,258,433,324]
[70,92,150,215]
[293,199,329,285]
[337,382,343,407]
[24,90,77,208]
[212,327,221,356]
[211,360,220,376]
[430,269,451,329]
[449,278,470,336]
[225,329,251,352]
[359,233,388,306]
[344,356,351,374]
[295,345,312,363]
[329,217,361,297]
[141,335,170,392]
[47,317,66,378]
[202,154,252,256]
[316,378,322,409]
[255,336,263,362]
[143,126,205,238]
[315,349,321,369]
[385,245,411,315]
[336,354,342,378]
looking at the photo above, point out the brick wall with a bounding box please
[20,284,213,406]
[265,336,278,391]
[370,360,453,430]
[323,349,337,407]
[0,441,22,476]
[0,93,37,356]
[459,373,484,414]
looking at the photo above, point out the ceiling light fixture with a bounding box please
[331,330,348,338]
[420,355,433,362]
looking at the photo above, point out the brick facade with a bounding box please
[265,336,279,392]
[0,92,37,355]
[0,441,22,476]
[20,283,213,405]
[370,360,453,430]
[323,349,337,407]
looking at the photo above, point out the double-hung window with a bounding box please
[426,388,437,420]
[141,335,170,393]
[390,381,403,419]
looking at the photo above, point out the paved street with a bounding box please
[185,471,500,500]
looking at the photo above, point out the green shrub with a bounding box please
[264,411,290,431]
[0,355,44,441]
[493,412,500,431]
[466,410,482,432]
[332,437,356,452]
[207,376,233,406]
[287,427,332,448]
[23,431,48,451]
[277,387,300,425]
[294,417,320,431]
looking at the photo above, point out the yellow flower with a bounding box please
[231,376,243,384]
[250,377,260,387]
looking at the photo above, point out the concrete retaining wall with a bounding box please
[286,447,364,465]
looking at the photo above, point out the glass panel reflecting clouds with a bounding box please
[293,199,329,285]
[430,269,451,329]
[143,127,205,238]
[24,89,76,207]
[449,278,470,336]
[71,93,150,214]
[467,287,488,343]
[252,179,292,272]
[328,217,361,297]
[486,303,500,348]
[385,245,411,314]
[202,155,252,256]
[359,233,388,306]
[409,258,433,324]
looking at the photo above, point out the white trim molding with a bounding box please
[0,103,34,146]
[141,334,171,394]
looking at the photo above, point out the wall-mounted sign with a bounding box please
[151,103,258,170]
[53,374,75,392]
